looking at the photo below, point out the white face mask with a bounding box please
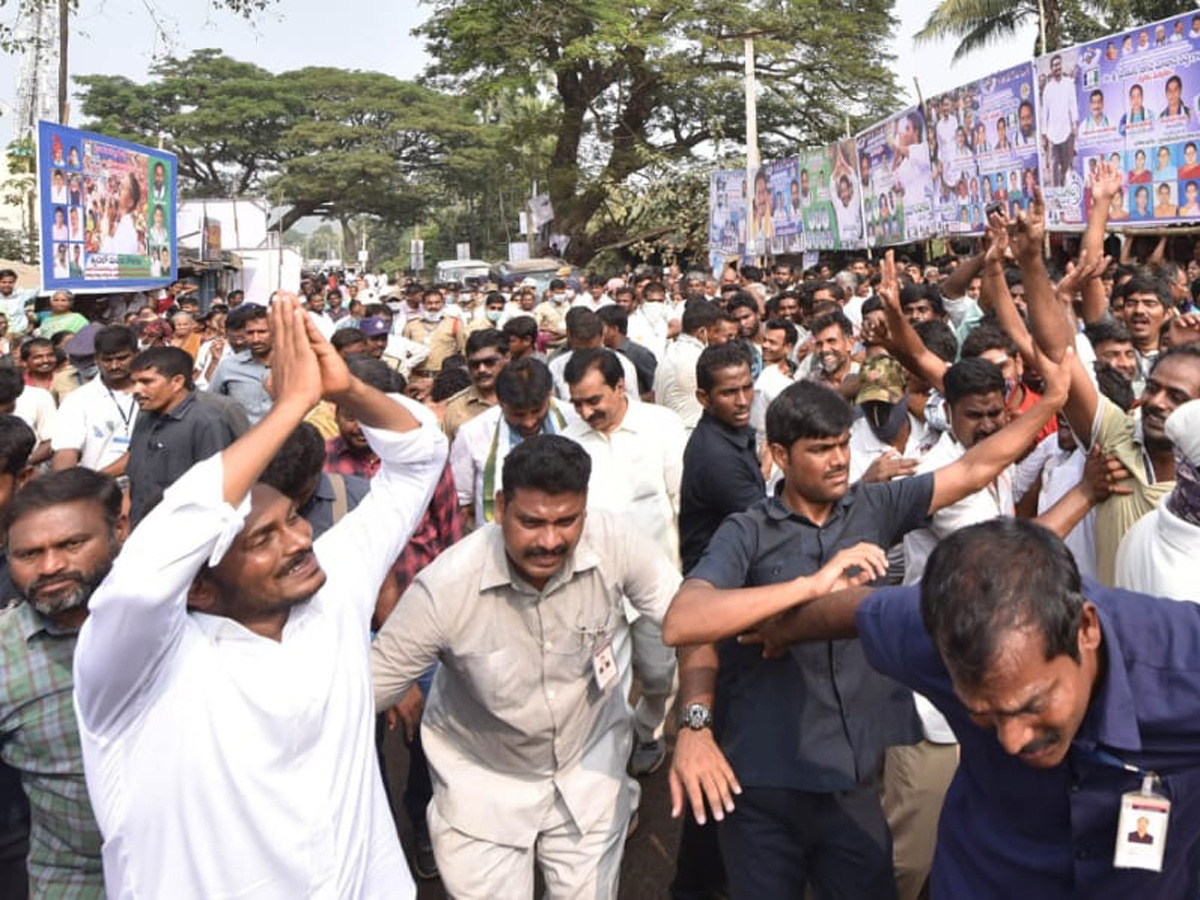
[553,292,568,303]
[424,309,444,323]
[485,309,502,323]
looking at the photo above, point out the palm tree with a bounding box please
[914,0,1063,62]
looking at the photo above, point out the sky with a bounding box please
[0,0,1037,148]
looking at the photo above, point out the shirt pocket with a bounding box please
[454,647,525,714]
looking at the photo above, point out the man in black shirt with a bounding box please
[126,347,248,526]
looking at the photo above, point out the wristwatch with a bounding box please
[680,702,713,731]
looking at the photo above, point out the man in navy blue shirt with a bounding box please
[662,333,1068,898]
[740,517,1200,900]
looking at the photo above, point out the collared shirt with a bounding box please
[847,411,935,484]
[679,411,765,574]
[126,390,249,526]
[75,395,445,900]
[441,383,496,443]
[1090,397,1173,585]
[300,471,371,538]
[858,582,1200,899]
[652,334,705,432]
[565,400,686,567]
[0,603,103,897]
[0,288,37,336]
[207,349,272,423]
[548,349,641,405]
[425,317,468,372]
[902,429,1014,586]
[749,363,794,438]
[688,476,934,791]
[50,376,138,471]
[449,400,575,527]
[617,337,658,396]
[1041,76,1079,144]
[370,509,681,848]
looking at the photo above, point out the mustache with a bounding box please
[1018,732,1059,757]
[21,561,112,613]
[524,546,568,561]
[275,549,315,578]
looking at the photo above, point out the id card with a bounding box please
[592,640,618,692]
[1113,779,1170,872]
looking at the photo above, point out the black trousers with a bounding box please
[671,813,727,899]
[719,781,897,900]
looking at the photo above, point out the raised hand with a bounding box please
[267,293,323,412]
[1010,187,1046,260]
[300,306,354,399]
[1091,158,1124,203]
[1056,249,1109,302]
[985,211,1012,268]
[878,250,902,316]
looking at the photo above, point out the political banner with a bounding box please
[762,157,804,253]
[1037,12,1200,227]
[857,107,937,247]
[38,121,176,291]
[708,169,747,256]
[796,141,865,251]
[925,63,1041,234]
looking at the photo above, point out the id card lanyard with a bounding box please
[1080,748,1170,873]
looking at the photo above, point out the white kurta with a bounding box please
[74,395,446,899]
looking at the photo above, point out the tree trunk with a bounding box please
[1043,0,1062,52]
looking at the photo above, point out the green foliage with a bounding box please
[419,0,903,263]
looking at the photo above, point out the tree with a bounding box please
[76,51,487,234]
[915,0,1194,61]
[419,0,902,264]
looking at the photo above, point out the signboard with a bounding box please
[202,217,222,261]
[38,121,177,290]
[925,63,1041,234]
[528,193,554,230]
[708,169,746,257]
[762,156,804,253]
[796,141,865,251]
[409,238,424,271]
[455,242,471,261]
[507,241,529,263]
[857,106,937,246]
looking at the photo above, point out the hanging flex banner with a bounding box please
[38,121,177,291]
[1037,12,1200,227]
[925,63,1041,235]
[796,141,865,251]
[708,169,747,260]
[763,156,804,254]
[857,106,937,247]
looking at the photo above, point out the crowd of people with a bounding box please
[1,170,1200,900]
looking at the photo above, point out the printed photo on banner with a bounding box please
[925,63,1040,234]
[764,157,803,254]
[1036,11,1200,227]
[37,121,177,292]
[857,106,936,247]
[796,141,864,251]
[708,169,746,257]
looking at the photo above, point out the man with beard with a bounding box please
[73,296,446,898]
[805,310,858,394]
[50,326,140,475]
[1111,275,1168,391]
[372,435,680,898]
[1040,55,1079,185]
[0,467,124,896]
[450,358,575,530]
[125,346,249,526]
[208,304,273,424]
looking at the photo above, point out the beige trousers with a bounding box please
[881,741,959,900]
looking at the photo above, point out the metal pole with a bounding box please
[1037,0,1047,55]
[57,0,68,123]
[744,36,760,263]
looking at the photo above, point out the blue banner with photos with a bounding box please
[38,121,178,292]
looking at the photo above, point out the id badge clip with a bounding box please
[1113,773,1170,872]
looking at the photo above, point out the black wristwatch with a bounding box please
[680,702,712,731]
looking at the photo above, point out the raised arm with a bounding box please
[75,296,326,736]
[980,212,1037,368]
[877,250,949,394]
[938,250,986,301]
[928,346,1070,514]
[1081,161,1121,325]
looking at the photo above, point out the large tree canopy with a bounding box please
[418,0,903,263]
[76,51,484,233]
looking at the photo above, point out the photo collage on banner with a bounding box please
[708,169,747,275]
[925,63,1041,234]
[797,141,865,251]
[764,157,804,254]
[1037,11,1200,227]
[39,121,177,291]
[857,106,937,247]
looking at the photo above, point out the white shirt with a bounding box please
[903,429,1014,586]
[936,115,960,164]
[750,363,794,438]
[847,412,933,484]
[1115,502,1198,601]
[1014,436,1097,581]
[49,376,137,470]
[549,349,641,405]
[101,214,140,256]
[834,192,862,243]
[74,396,446,900]
[450,399,578,526]
[14,385,56,444]
[565,400,686,568]
[652,334,705,432]
[1041,76,1079,145]
[627,304,671,360]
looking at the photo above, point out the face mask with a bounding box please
[865,397,909,444]
[485,309,502,323]
[423,310,443,324]
[446,294,458,305]
[553,292,568,303]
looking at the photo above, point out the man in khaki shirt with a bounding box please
[441,329,509,442]
[372,434,680,899]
